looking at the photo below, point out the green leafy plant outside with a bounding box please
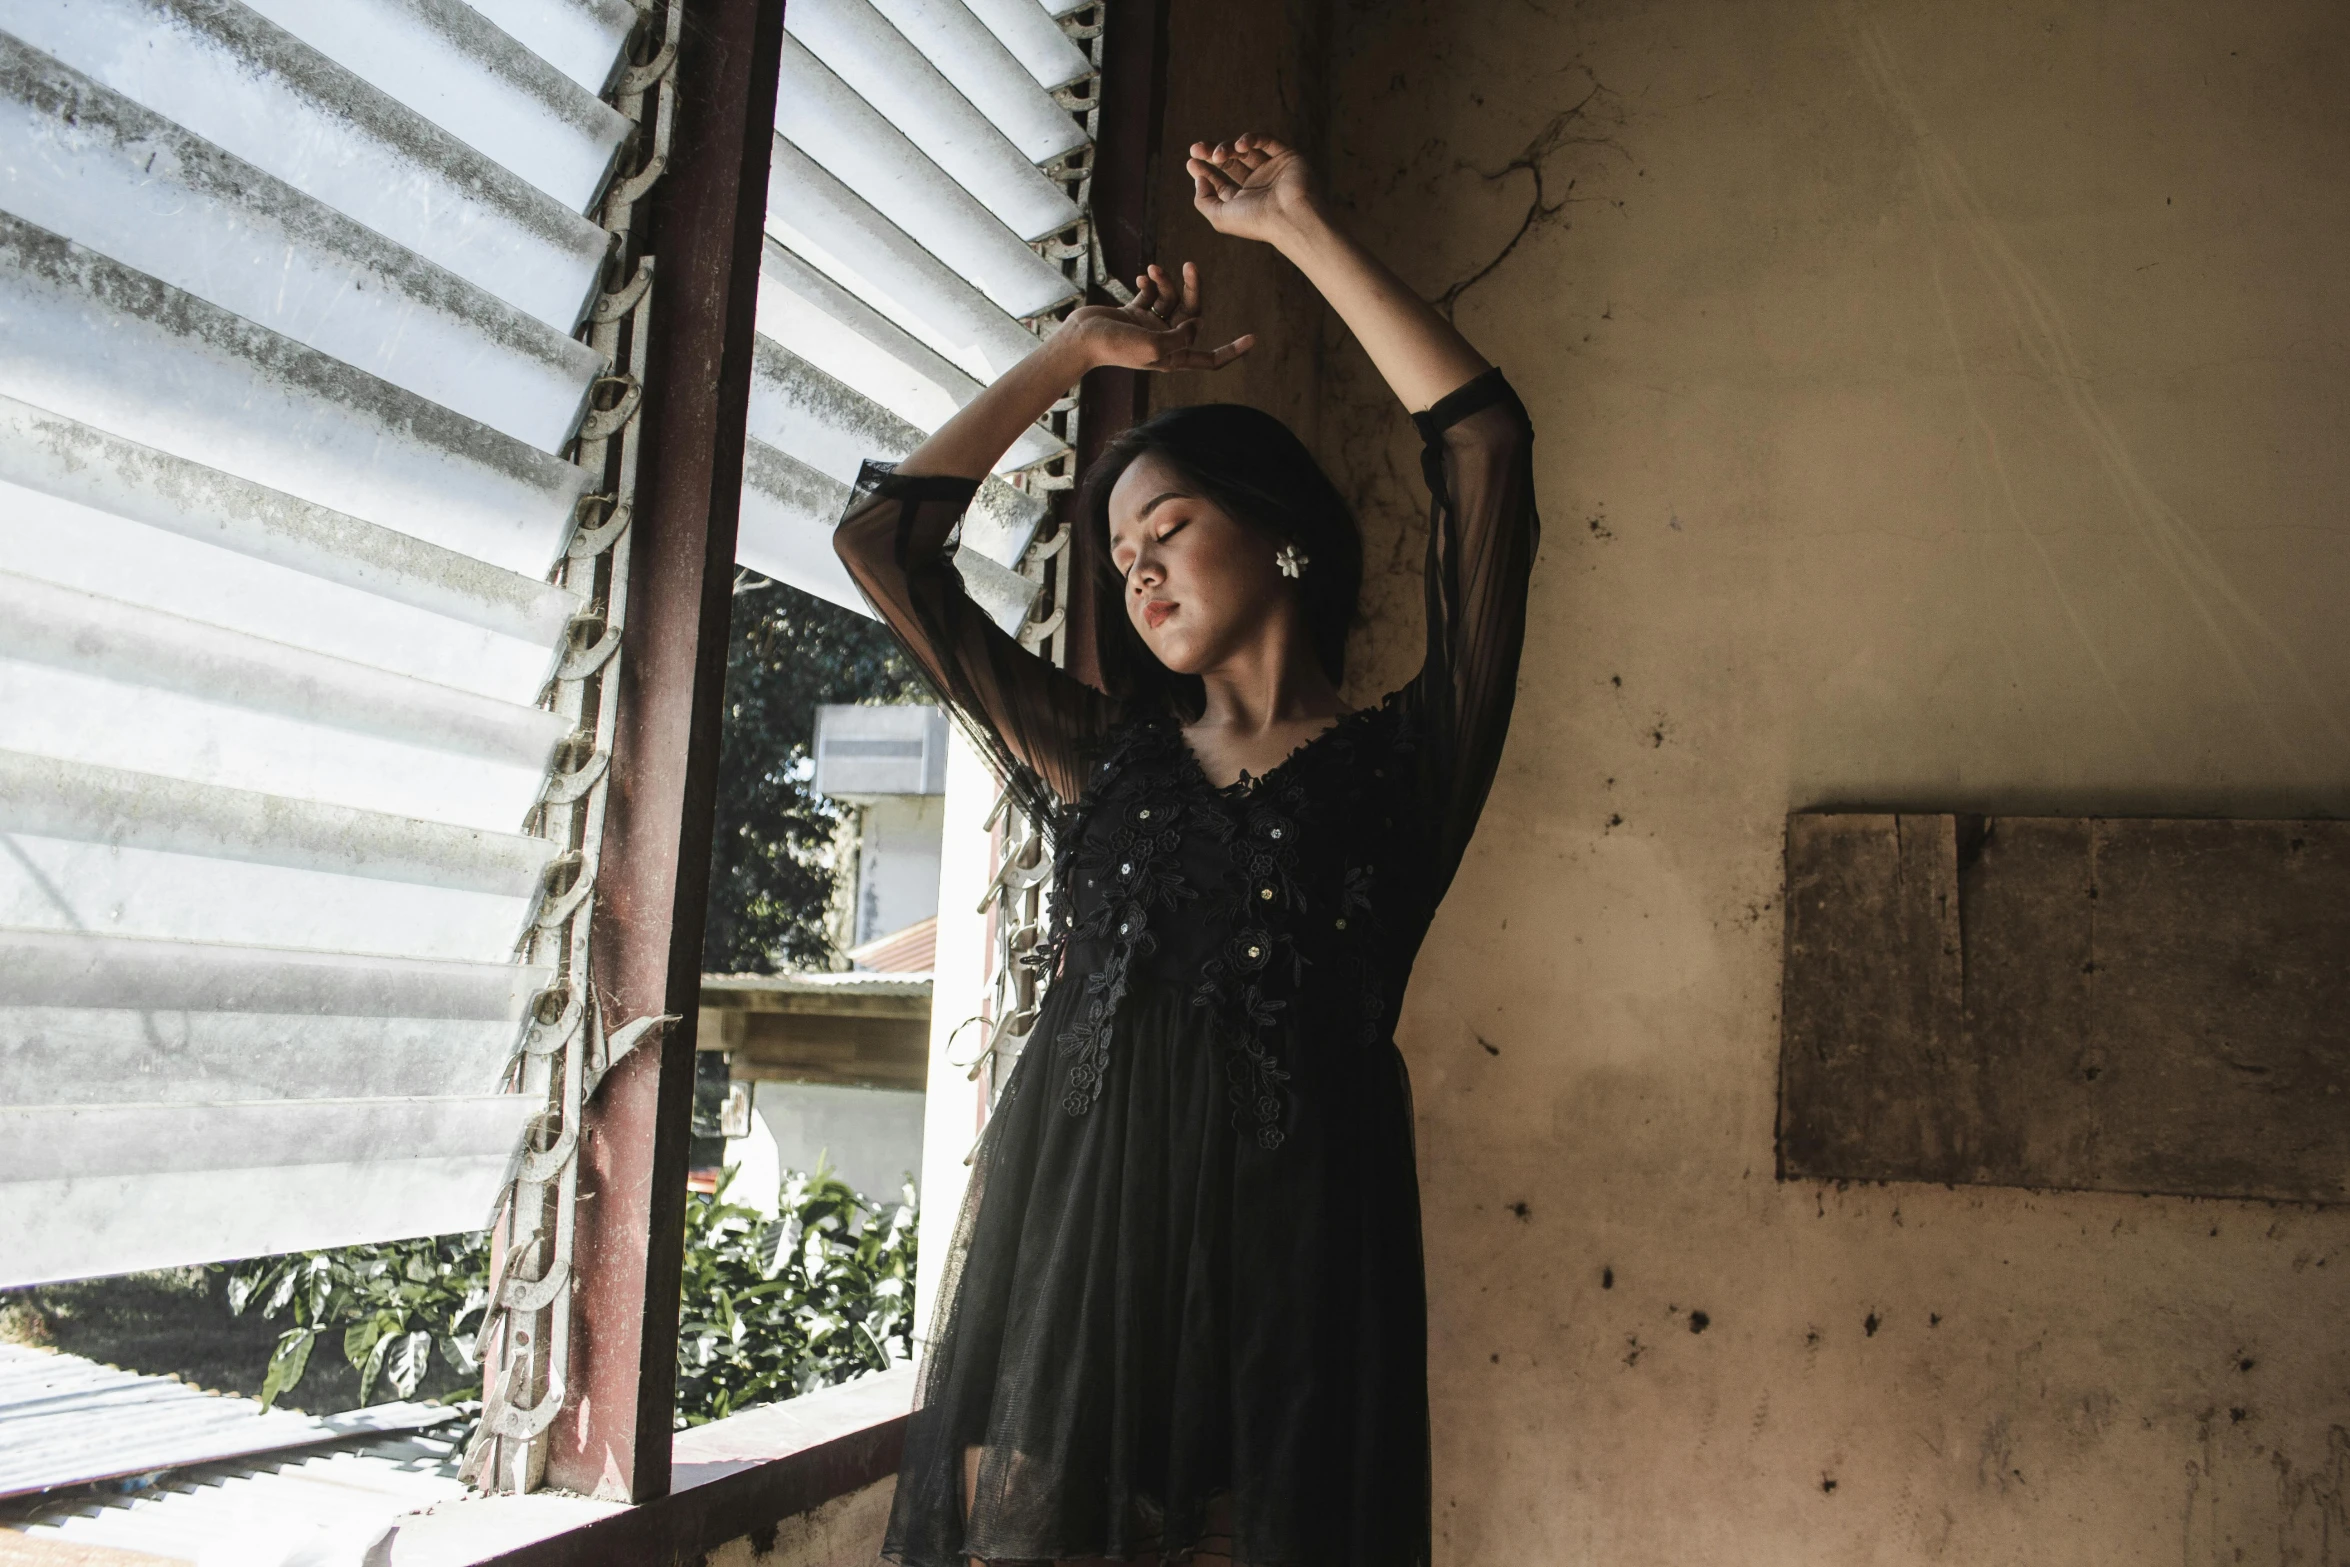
[675,1162,918,1428]
[215,1234,488,1411]
[212,1163,916,1427]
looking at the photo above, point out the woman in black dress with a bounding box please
[837,132,1539,1567]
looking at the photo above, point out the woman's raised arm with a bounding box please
[834,267,1257,812]
[1189,134,1540,890]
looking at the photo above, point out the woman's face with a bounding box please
[1105,452,1288,675]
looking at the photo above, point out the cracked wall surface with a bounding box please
[1165,0,2350,1561]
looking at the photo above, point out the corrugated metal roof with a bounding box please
[0,1346,462,1502]
[844,916,938,975]
[1,1421,470,1567]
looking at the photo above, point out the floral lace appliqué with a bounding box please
[1046,720,1197,1117]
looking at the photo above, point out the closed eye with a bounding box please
[1117,517,1187,578]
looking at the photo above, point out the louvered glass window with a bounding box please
[0,0,649,1287]
[738,0,1107,646]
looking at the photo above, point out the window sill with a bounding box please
[386,1367,914,1565]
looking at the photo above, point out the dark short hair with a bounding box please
[1076,402,1361,720]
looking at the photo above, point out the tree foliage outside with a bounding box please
[704,576,922,974]
[211,1163,917,1428]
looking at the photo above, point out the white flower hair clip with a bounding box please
[1274,543,1310,579]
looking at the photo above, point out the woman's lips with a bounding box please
[1143,600,1175,630]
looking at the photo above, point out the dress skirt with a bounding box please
[883,972,1432,1567]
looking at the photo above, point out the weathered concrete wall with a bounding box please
[1306,1,2350,1562]
[706,1477,894,1567]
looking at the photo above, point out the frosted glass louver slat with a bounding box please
[241,0,632,213]
[746,336,1045,569]
[0,491,564,708]
[785,0,1079,243]
[466,0,638,95]
[0,929,551,1019]
[0,573,567,778]
[0,657,559,833]
[0,572,567,830]
[766,135,1046,383]
[0,396,581,678]
[0,1011,527,1107]
[755,239,1066,475]
[738,438,1039,637]
[776,35,1075,322]
[0,751,557,901]
[0,215,591,580]
[467,0,639,95]
[866,0,1087,164]
[0,754,552,960]
[8,1097,539,1183]
[0,39,605,452]
[2,1147,525,1288]
[0,1097,538,1287]
[0,931,552,1109]
[958,0,1092,89]
[0,0,612,331]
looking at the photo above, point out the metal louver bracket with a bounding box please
[776,34,1076,321]
[756,239,1067,475]
[0,0,613,331]
[865,0,1089,164]
[0,0,641,1293]
[785,0,1079,243]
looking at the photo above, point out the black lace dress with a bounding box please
[834,368,1539,1567]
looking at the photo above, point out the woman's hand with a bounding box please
[893,264,1251,481]
[1187,133,1321,246]
[1061,261,1255,374]
[1190,130,1488,413]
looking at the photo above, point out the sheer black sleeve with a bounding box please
[1395,367,1541,895]
[834,461,1123,824]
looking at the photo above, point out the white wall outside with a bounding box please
[912,728,995,1345]
[725,1080,927,1218]
[852,793,945,948]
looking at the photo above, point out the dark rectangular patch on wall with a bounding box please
[1778,814,2350,1204]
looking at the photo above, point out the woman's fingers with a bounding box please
[1157,332,1255,372]
[1205,331,1256,368]
[1142,265,1184,323]
[1186,152,1241,199]
[1177,261,1202,319]
[1235,131,1294,161]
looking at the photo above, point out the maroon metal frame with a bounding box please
[536,0,1170,1518]
[552,0,786,1503]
